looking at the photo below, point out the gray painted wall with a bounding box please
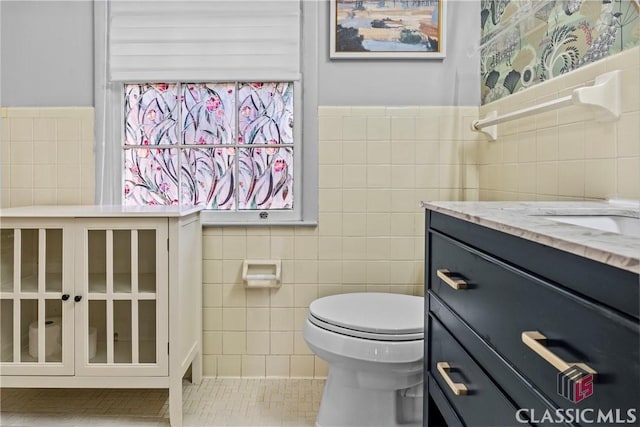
[0,0,479,107]
[0,1,94,107]
[318,0,481,106]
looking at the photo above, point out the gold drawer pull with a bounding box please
[436,269,467,290]
[436,362,468,396]
[521,331,597,376]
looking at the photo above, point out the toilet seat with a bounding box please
[308,293,423,342]
[303,292,425,426]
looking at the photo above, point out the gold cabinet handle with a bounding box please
[436,269,467,290]
[436,362,468,396]
[521,331,597,376]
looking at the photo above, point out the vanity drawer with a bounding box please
[429,232,640,415]
[429,315,524,427]
[428,210,639,319]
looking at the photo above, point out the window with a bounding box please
[94,0,319,225]
[123,82,295,212]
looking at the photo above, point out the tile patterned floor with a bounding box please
[0,378,325,427]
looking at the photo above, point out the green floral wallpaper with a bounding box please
[480,0,640,104]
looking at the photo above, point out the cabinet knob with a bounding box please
[74,295,82,302]
[61,294,70,301]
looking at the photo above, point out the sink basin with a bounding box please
[543,215,640,237]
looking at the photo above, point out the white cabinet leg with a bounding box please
[169,376,183,427]
[192,352,202,385]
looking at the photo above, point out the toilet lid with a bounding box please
[308,293,423,337]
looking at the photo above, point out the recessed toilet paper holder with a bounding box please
[242,260,281,288]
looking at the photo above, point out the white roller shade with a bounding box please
[108,0,301,82]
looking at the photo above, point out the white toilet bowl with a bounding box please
[303,292,424,427]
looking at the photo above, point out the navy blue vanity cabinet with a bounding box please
[424,209,640,427]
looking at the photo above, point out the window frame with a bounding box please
[94,0,318,226]
[120,80,302,222]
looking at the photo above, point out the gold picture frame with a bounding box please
[330,0,446,59]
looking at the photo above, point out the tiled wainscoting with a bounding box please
[0,104,478,381]
[0,107,95,207]
[477,46,640,201]
[200,106,480,378]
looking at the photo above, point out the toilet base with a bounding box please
[316,365,423,427]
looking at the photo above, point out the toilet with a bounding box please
[303,292,424,427]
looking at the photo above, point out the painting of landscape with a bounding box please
[330,0,445,58]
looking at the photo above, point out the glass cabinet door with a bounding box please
[76,220,168,376]
[0,225,74,375]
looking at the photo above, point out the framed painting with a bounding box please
[330,0,446,59]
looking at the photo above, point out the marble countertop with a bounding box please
[421,201,640,274]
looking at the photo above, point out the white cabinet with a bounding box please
[0,205,202,427]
